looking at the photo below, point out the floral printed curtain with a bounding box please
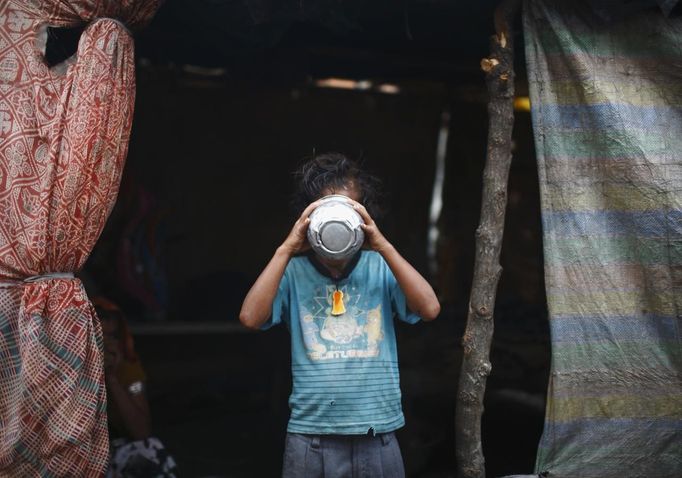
[0,0,160,475]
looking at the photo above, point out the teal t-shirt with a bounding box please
[265,250,420,435]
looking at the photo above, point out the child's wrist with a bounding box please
[375,239,393,255]
[277,244,296,258]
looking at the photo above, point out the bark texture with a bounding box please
[455,2,520,477]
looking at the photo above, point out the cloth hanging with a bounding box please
[523,2,682,477]
[0,0,160,475]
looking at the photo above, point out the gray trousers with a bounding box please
[282,432,405,478]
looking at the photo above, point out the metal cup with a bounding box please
[307,195,365,261]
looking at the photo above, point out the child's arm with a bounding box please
[350,200,441,321]
[239,200,321,330]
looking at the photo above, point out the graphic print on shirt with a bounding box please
[299,284,384,361]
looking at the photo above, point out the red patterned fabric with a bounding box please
[0,1,160,475]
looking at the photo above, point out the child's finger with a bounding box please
[352,203,372,223]
[299,217,311,231]
[294,218,310,237]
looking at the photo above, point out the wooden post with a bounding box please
[455,2,520,478]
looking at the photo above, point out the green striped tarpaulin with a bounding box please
[523,2,682,477]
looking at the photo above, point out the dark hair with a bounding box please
[291,152,384,219]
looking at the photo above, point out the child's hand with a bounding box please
[347,199,391,253]
[281,200,322,255]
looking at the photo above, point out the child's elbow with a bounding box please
[239,310,262,331]
[421,302,441,322]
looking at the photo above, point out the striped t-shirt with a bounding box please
[265,250,420,434]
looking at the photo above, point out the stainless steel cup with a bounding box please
[307,195,365,261]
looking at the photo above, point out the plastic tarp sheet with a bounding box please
[523,2,682,477]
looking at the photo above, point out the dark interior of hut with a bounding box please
[48,1,550,476]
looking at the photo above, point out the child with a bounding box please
[92,297,178,478]
[239,152,440,477]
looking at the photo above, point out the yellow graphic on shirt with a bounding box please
[331,289,346,315]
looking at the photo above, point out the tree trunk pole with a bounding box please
[455,2,520,478]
